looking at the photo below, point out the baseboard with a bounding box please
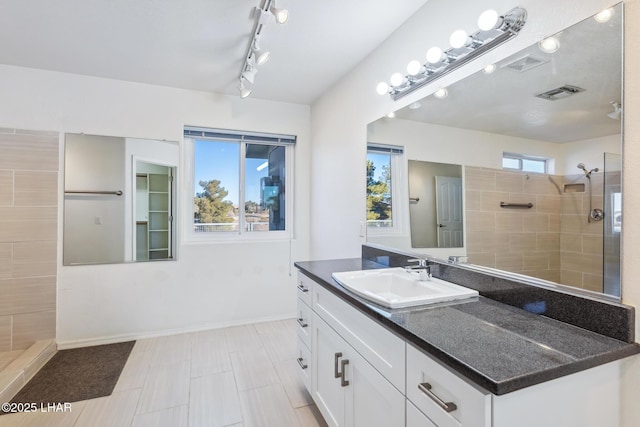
[56,312,296,350]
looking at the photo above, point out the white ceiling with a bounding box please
[393,6,623,143]
[0,0,428,105]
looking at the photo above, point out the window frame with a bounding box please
[502,152,549,174]
[184,127,295,243]
[366,144,407,237]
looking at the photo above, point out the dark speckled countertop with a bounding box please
[294,258,640,395]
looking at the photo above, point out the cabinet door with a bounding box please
[346,348,405,427]
[312,313,347,427]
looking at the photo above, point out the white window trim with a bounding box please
[182,135,294,243]
[366,147,407,237]
[502,152,549,174]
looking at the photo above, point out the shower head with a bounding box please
[577,163,598,178]
[577,163,587,172]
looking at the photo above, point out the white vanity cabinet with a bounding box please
[311,312,405,427]
[296,270,626,427]
[295,273,314,393]
[406,344,490,427]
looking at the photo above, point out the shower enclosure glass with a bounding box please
[603,152,622,297]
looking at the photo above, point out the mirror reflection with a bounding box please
[63,134,178,265]
[367,4,622,298]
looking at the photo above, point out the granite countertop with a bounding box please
[294,258,640,395]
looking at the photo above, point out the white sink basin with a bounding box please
[331,267,478,309]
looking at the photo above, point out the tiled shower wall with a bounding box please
[464,166,606,292]
[0,129,58,351]
[464,166,562,283]
[559,173,605,292]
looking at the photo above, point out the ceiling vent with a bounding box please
[502,54,548,72]
[535,85,586,101]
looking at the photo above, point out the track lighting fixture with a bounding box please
[239,79,252,99]
[238,0,289,99]
[377,7,527,101]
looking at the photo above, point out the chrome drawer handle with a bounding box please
[297,317,308,328]
[340,359,350,387]
[297,283,309,292]
[297,357,308,370]
[418,383,457,413]
[334,352,343,378]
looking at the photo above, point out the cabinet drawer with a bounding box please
[296,336,311,393]
[407,400,437,427]
[407,344,491,427]
[297,272,314,306]
[296,297,312,349]
[313,283,405,391]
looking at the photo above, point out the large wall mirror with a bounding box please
[367,3,623,299]
[64,134,178,265]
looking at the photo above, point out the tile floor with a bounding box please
[0,319,328,427]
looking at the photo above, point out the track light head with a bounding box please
[239,79,252,99]
[270,1,289,24]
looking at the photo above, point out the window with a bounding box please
[502,153,548,173]
[366,144,404,232]
[185,127,295,238]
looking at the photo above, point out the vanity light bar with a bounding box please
[378,7,527,101]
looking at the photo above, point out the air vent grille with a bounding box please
[535,85,586,101]
[503,55,548,72]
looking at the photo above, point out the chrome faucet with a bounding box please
[405,258,431,281]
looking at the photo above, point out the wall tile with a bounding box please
[466,211,495,232]
[481,191,506,212]
[0,171,13,206]
[0,276,56,316]
[561,233,582,252]
[523,214,549,233]
[496,171,523,193]
[0,316,11,352]
[465,190,481,210]
[583,273,604,293]
[12,241,57,264]
[537,233,560,251]
[465,167,495,191]
[561,270,583,288]
[14,171,58,206]
[582,235,603,255]
[562,252,602,276]
[12,310,56,350]
[524,253,549,271]
[511,233,537,252]
[495,253,523,271]
[0,207,57,242]
[0,133,58,171]
[0,243,11,279]
[535,195,561,213]
[466,253,495,267]
[495,212,523,233]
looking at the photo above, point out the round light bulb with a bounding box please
[449,30,469,49]
[390,72,404,87]
[594,8,613,23]
[483,63,496,74]
[376,81,389,95]
[426,46,444,64]
[387,112,396,118]
[406,60,422,76]
[539,37,560,53]
[478,10,500,31]
[434,88,448,99]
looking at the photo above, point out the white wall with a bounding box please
[310,0,640,425]
[0,64,311,347]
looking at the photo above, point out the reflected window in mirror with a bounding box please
[502,152,549,174]
[184,127,295,240]
[366,144,405,235]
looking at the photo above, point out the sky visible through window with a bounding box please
[368,152,390,182]
[194,140,268,204]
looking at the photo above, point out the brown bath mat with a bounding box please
[3,341,135,413]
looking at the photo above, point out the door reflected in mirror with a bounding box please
[408,160,463,248]
[63,134,178,265]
